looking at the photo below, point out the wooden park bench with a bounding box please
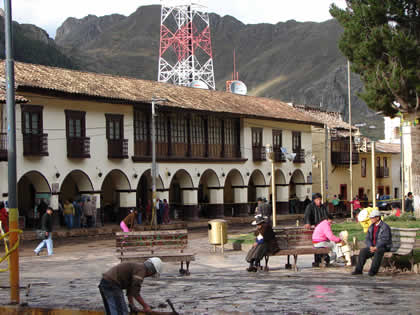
[262,227,330,272]
[115,229,195,275]
[354,227,419,272]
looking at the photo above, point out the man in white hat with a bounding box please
[99,258,163,314]
[352,209,392,276]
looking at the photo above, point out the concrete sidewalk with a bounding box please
[20,214,304,241]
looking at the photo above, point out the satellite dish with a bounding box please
[189,80,209,89]
[230,80,247,95]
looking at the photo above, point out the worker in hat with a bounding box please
[99,257,163,314]
[352,209,392,276]
[245,216,279,272]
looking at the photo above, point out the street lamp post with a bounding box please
[265,144,276,227]
[151,97,168,229]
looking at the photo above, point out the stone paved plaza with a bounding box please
[1,226,420,314]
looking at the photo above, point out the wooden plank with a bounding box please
[273,248,330,256]
[116,229,188,236]
[117,245,188,252]
[116,239,188,246]
[390,237,416,243]
[391,228,420,232]
[390,242,415,249]
[391,231,417,237]
[391,249,412,255]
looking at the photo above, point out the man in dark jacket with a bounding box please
[352,209,392,276]
[405,192,414,214]
[304,193,328,228]
[304,193,329,266]
[34,207,54,256]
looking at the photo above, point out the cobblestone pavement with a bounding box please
[1,227,420,314]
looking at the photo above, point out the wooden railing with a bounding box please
[23,134,48,156]
[331,151,360,165]
[108,139,128,159]
[252,146,266,161]
[293,149,305,163]
[67,137,90,158]
[273,150,286,162]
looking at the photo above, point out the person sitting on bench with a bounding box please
[352,209,392,276]
[245,216,279,272]
[312,214,343,264]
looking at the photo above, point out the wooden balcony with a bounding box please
[273,150,286,162]
[67,137,90,158]
[0,133,7,161]
[107,139,128,159]
[376,167,390,178]
[252,146,266,161]
[23,134,48,156]
[331,151,360,165]
[293,149,305,163]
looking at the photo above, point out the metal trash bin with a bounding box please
[208,219,227,252]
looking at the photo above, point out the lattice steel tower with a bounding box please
[158,0,215,89]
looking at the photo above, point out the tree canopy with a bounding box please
[330,0,420,116]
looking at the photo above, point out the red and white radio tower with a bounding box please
[158,0,215,90]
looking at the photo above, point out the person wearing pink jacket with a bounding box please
[312,214,343,264]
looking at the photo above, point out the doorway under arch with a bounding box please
[198,169,222,218]
[169,169,196,220]
[101,169,131,223]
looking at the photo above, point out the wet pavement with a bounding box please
[1,227,420,315]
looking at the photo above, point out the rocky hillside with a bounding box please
[0,11,74,69]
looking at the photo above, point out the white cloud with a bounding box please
[1,0,347,38]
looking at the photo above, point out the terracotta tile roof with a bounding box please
[0,78,28,103]
[293,104,356,131]
[0,61,320,126]
[375,142,400,154]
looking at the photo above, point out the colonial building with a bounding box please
[0,62,320,227]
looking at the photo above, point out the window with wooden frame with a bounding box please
[65,110,86,138]
[208,116,222,157]
[224,118,239,158]
[133,109,150,156]
[273,130,282,150]
[170,114,188,157]
[21,105,48,156]
[252,127,264,161]
[191,114,205,157]
[65,110,89,158]
[105,114,123,140]
[156,112,169,156]
[361,158,367,177]
[292,131,301,152]
[21,105,43,135]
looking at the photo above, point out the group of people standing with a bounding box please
[61,198,97,229]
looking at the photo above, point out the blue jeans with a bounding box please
[34,233,53,256]
[64,214,73,229]
[74,214,81,228]
[98,278,129,315]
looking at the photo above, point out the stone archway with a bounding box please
[224,169,247,217]
[248,169,267,203]
[136,169,165,218]
[60,170,94,203]
[17,171,51,229]
[198,169,222,218]
[101,169,131,223]
[290,169,307,213]
[169,169,196,220]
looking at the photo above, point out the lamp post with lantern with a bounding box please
[265,144,276,227]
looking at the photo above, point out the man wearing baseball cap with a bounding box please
[99,257,163,314]
[352,209,392,276]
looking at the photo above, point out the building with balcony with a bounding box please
[0,62,321,227]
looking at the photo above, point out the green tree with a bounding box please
[330,0,420,214]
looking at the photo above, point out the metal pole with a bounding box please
[4,0,20,304]
[400,117,405,212]
[320,160,324,203]
[151,101,157,229]
[348,60,354,219]
[324,125,329,201]
[271,160,276,227]
[371,141,376,208]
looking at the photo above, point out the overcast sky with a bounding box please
[1,0,347,38]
